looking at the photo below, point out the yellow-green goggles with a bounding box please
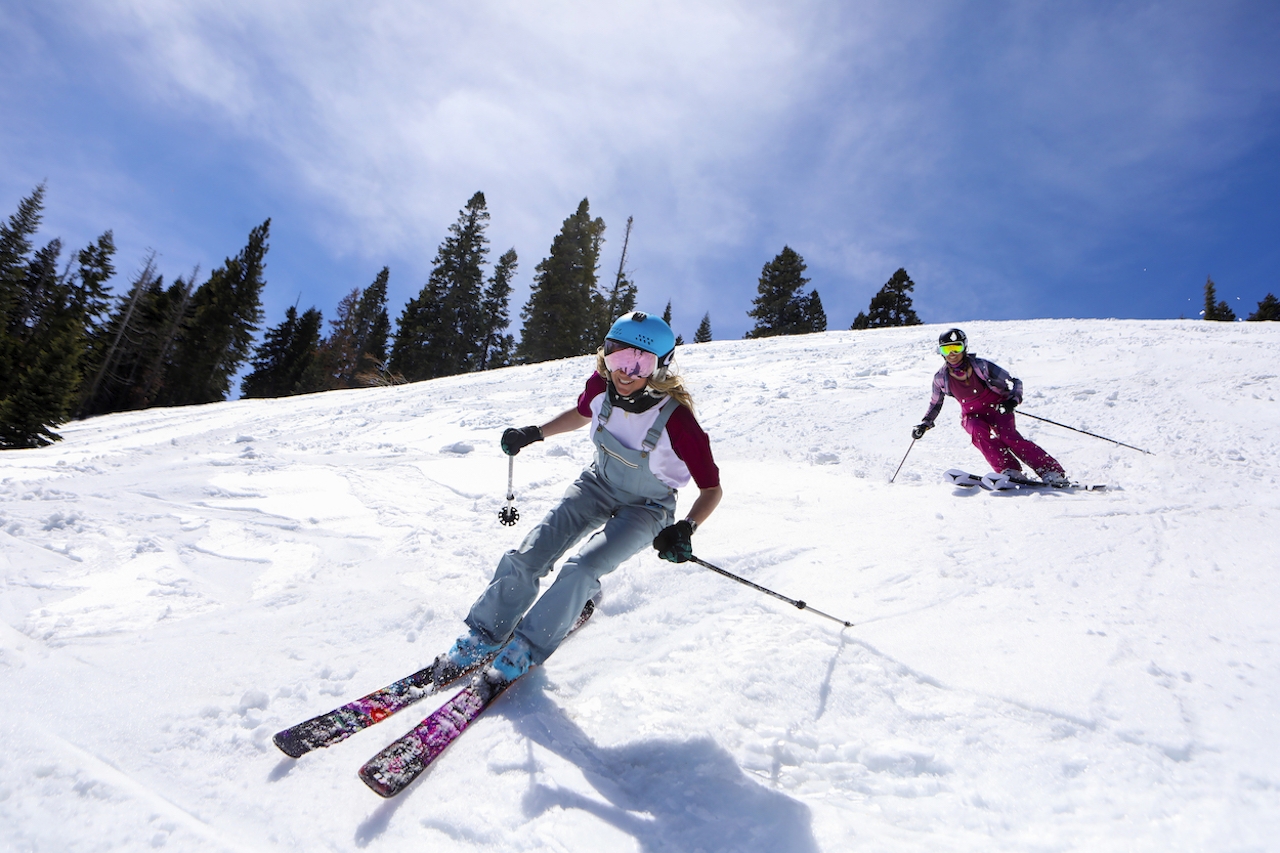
[939,342,966,356]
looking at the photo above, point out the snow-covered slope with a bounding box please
[2,319,1277,852]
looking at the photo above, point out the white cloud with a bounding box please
[12,0,1280,334]
[79,0,829,265]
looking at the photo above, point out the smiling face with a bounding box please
[610,369,649,396]
[939,340,967,367]
[603,341,658,395]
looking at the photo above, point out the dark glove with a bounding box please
[653,520,695,563]
[996,398,1018,414]
[501,425,543,456]
[911,422,933,440]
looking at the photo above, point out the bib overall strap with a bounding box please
[597,386,613,428]
[641,398,680,455]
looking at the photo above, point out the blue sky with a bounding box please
[3,1,1279,346]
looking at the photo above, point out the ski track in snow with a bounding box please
[1,319,1278,852]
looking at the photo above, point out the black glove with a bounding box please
[653,520,695,563]
[996,398,1018,414]
[501,425,544,456]
[911,422,933,440]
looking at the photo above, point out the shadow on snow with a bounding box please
[500,677,820,853]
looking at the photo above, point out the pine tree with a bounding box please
[86,265,197,415]
[302,287,358,393]
[78,251,159,417]
[517,198,606,363]
[805,291,827,332]
[0,238,78,447]
[352,267,391,373]
[745,246,823,338]
[67,232,117,387]
[1,187,50,398]
[477,249,517,370]
[161,220,270,406]
[0,241,115,444]
[0,186,45,345]
[301,267,394,392]
[0,186,117,446]
[598,215,637,340]
[135,272,196,409]
[1202,276,1236,322]
[0,297,86,447]
[851,268,922,330]
[694,313,713,343]
[390,286,440,381]
[241,305,323,398]
[660,301,685,346]
[391,193,491,381]
[1248,293,1280,321]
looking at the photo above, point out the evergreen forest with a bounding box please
[3,184,1276,448]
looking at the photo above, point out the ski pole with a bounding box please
[889,438,916,483]
[498,455,520,525]
[1017,410,1153,456]
[690,556,854,628]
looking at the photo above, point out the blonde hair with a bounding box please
[595,349,695,412]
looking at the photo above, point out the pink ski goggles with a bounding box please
[603,340,658,378]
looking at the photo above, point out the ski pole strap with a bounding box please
[690,557,854,628]
[1017,410,1153,456]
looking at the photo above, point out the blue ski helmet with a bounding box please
[605,311,677,375]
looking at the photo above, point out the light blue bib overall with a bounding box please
[466,395,680,664]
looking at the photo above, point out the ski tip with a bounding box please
[943,469,982,488]
[979,472,1009,490]
[272,730,310,759]
[357,764,401,798]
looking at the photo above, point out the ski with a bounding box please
[357,598,598,798]
[273,599,596,759]
[358,675,511,797]
[944,468,984,488]
[979,471,1107,492]
[273,651,488,759]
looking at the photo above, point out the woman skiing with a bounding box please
[912,328,1068,485]
[434,311,722,696]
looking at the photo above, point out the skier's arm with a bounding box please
[539,407,591,437]
[502,404,591,455]
[920,369,946,427]
[663,405,723,529]
[507,372,600,452]
[683,485,723,529]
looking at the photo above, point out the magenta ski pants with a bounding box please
[961,408,1064,476]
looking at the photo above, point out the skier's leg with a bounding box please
[990,413,1065,476]
[465,473,612,644]
[962,412,1020,472]
[514,498,671,664]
